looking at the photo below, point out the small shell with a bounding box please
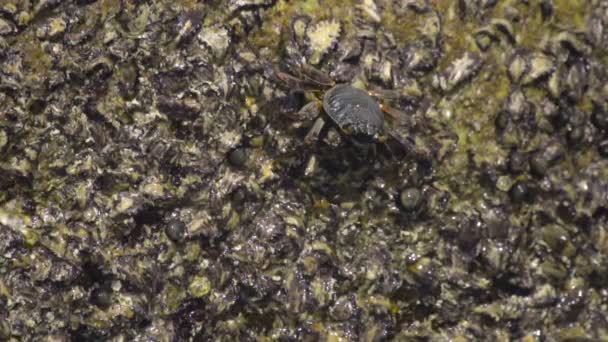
[564,60,589,102]
[540,0,554,20]
[586,14,604,48]
[198,25,231,59]
[357,0,381,24]
[529,140,564,176]
[400,42,440,74]
[433,52,483,92]
[549,31,592,56]
[507,51,555,85]
[85,56,114,80]
[0,18,16,35]
[66,15,98,46]
[35,16,67,40]
[228,0,274,14]
[421,11,442,47]
[547,65,562,98]
[306,19,341,65]
[507,52,527,83]
[329,62,359,83]
[474,28,498,51]
[522,53,554,85]
[289,15,311,48]
[0,37,7,58]
[174,10,204,45]
[491,19,516,45]
[338,39,362,62]
[404,0,432,13]
[505,87,528,118]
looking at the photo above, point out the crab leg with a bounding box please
[274,69,321,92]
[298,63,335,87]
[367,88,402,99]
[269,60,335,92]
[295,100,322,120]
[379,103,414,128]
[384,128,416,156]
[304,116,326,144]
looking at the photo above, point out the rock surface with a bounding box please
[1,0,608,340]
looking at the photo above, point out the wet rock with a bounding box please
[1,1,607,340]
[529,141,564,176]
[591,106,608,130]
[510,180,537,203]
[508,150,528,174]
[598,139,608,158]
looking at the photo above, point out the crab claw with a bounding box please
[265,57,336,92]
[385,129,417,156]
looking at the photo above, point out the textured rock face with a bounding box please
[1,0,608,340]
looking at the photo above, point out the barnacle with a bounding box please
[433,52,483,92]
[0,18,15,35]
[198,25,231,60]
[306,19,341,65]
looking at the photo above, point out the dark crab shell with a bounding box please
[322,84,385,141]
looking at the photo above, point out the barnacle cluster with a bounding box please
[1,0,608,340]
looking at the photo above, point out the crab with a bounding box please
[271,61,423,159]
